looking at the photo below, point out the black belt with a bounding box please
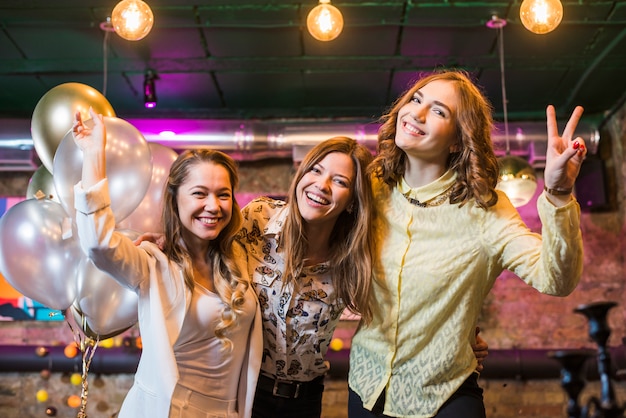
[257,373,325,399]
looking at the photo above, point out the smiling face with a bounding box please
[295,151,355,230]
[395,79,460,165]
[176,161,233,248]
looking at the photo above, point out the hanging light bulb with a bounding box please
[488,15,538,207]
[307,0,344,42]
[111,0,154,41]
[519,0,563,34]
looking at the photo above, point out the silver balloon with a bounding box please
[70,304,135,341]
[52,116,153,222]
[26,165,60,202]
[31,82,115,172]
[73,230,139,338]
[116,143,178,234]
[0,199,80,311]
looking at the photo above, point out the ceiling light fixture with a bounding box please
[488,15,538,207]
[519,0,563,34]
[111,0,154,41]
[144,70,158,108]
[99,18,115,96]
[306,0,344,42]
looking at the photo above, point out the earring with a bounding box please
[346,202,355,214]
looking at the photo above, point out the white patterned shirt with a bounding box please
[348,171,583,417]
[238,197,345,382]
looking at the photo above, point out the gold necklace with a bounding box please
[402,186,453,208]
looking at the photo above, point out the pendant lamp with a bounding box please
[307,0,344,41]
[488,16,538,207]
[520,0,563,35]
[111,0,154,41]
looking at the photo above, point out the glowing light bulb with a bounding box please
[307,0,344,42]
[111,0,154,41]
[519,0,563,34]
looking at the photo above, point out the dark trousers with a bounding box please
[251,377,324,418]
[348,373,486,418]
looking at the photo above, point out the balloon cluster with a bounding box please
[0,82,179,340]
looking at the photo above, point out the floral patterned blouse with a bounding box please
[237,197,345,382]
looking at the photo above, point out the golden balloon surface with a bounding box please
[27,165,59,202]
[31,83,115,172]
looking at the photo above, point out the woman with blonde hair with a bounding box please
[72,108,262,418]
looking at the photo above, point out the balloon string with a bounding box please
[77,337,98,418]
[63,310,99,418]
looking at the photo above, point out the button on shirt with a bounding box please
[349,171,583,417]
[238,197,345,382]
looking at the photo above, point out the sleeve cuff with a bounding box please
[539,191,579,212]
[74,178,111,215]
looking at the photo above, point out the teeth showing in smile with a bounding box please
[404,121,425,135]
[306,192,329,205]
[199,218,218,225]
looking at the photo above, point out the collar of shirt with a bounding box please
[399,169,457,203]
[262,202,289,240]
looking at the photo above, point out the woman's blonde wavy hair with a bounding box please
[161,149,247,351]
[372,69,500,209]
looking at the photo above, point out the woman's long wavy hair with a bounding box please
[161,149,247,350]
[371,69,500,209]
[281,137,375,323]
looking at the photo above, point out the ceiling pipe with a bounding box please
[0,118,598,169]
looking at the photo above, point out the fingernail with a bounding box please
[573,141,580,149]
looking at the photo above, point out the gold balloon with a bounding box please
[31,83,115,172]
[26,165,60,202]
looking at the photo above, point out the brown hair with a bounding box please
[282,137,375,323]
[371,69,500,209]
[161,149,247,349]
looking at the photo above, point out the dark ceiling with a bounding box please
[1,0,626,127]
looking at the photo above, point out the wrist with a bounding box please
[543,185,572,196]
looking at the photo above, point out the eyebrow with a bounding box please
[315,162,353,184]
[189,184,232,193]
[415,90,452,114]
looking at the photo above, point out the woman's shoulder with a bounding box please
[241,196,287,222]
[245,196,287,209]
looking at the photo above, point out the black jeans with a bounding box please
[251,377,325,418]
[348,373,486,418]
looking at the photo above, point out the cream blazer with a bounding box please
[74,179,262,418]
